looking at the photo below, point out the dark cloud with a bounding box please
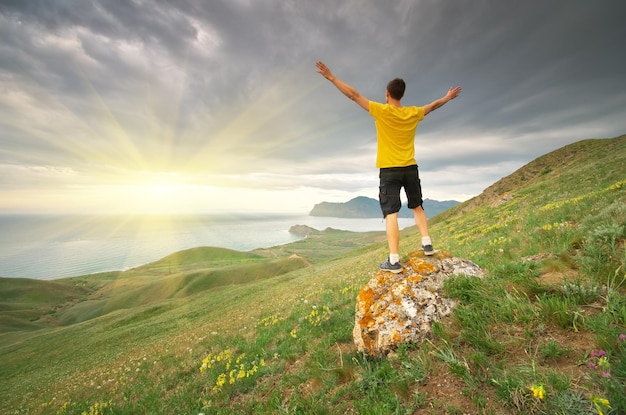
[0,0,625,212]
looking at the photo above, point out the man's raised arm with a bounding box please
[423,86,462,115]
[315,61,369,111]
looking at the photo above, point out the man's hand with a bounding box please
[315,61,369,111]
[446,86,462,100]
[315,61,335,81]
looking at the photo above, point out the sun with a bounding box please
[149,183,174,197]
[114,173,196,214]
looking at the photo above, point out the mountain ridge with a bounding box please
[309,196,460,218]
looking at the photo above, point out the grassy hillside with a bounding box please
[0,135,625,414]
[0,231,383,332]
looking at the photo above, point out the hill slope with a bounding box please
[0,230,385,332]
[0,135,624,415]
[441,136,626,216]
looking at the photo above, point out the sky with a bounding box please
[1,0,625,215]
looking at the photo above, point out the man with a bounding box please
[315,61,461,273]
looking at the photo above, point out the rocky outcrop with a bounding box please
[353,250,486,356]
[288,225,319,237]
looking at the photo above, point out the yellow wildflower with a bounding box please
[591,395,611,415]
[212,373,227,392]
[604,179,626,191]
[247,364,258,377]
[597,356,610,370]
[530,384,545,400]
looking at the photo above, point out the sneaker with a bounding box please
[380,258,402,273]
[422,244,436,256]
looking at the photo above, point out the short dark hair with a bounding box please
[386,78,405,100]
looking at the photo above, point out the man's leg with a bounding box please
[412,205,429,237]
[412,205,435,255]
[385,212,400,254]
[380,211,402,273]
[379,168,403,272]
[405,166,434,255]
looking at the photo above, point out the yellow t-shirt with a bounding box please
[369,101,425,168]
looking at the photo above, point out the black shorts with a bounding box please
[378,165,423,218]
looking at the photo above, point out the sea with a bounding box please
[0,214,416,280]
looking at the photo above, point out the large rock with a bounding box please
[353,250,486,356]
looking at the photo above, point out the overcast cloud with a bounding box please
[1,0,625,214]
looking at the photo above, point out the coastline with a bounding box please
[0,214,414,280]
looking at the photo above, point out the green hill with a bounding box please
[0,231,385,332]
[0,135,624,415]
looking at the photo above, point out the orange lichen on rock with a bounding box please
[405,274,423,284]
[357,286,375,329]
[407,257,436,274]
[374,270,393,283]
[355,286,377,354]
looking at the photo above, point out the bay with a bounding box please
[0,214,415,280]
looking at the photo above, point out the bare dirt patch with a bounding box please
[537,269,581,286]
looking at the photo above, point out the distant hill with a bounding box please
[309,196,460,218]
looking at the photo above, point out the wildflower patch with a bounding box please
[257,314,285,327]
[540,178,624,213]
[305,305,331,327]
[199,349,266,393]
